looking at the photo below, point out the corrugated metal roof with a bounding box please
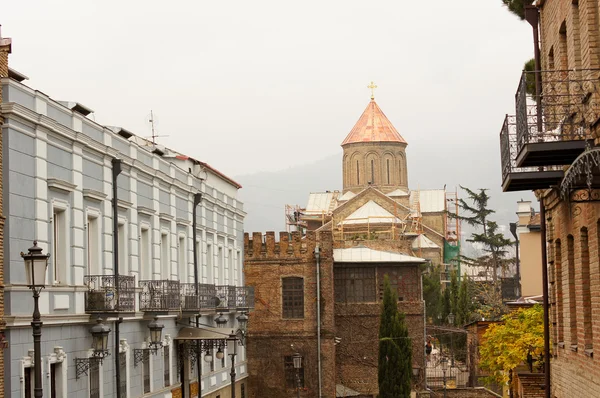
[410,189,445,213]
[334,246,426,263]
[305,192,336,213]
[341,200,402,225]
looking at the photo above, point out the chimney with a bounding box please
[516,200,532,228]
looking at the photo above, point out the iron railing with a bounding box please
[180,283,218,312]
[139,280,181,312]
[515,69,600,150]
[84,275,136,313]
[215,285,237,310]
[235,286,255,309]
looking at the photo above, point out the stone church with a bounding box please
[244,91,452,397]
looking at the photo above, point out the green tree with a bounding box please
[449,270,459,318]
[479,305,544,385]
[501,0,533,20]
[423,265,443,324]
[524,58,536,97]
[378,275,412,398]
[457,274,472,326]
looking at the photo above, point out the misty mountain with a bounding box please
[236,150,537,244]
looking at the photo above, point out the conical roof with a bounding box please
[341,100,407,146]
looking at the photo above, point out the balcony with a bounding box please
[500,115,564,192]
[180,283,218,313]
[235,286,255,310]
[84,275,136,313]
[139,280,181,312]
[215,285,237,310]
[514,69,599,168]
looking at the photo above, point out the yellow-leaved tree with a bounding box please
[479,304,545,384]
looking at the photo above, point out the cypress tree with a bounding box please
[378,275,412,398]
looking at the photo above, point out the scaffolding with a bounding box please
[443,189,461,281]
[284,204,306,233]
[411,189,424,257]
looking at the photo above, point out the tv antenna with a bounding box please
[146,110,169,145]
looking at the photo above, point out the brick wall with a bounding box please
[513,372,545,398]
[0,28,10,398]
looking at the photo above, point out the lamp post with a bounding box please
[21,241,50,398]
[293,352,302,398]
[227,334,238,398]
[215,313,228,328]
[440,357,448,398]
[447,313,455,368]
[90,318,111,360]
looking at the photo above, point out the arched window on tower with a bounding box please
[371,159,375,184]
[356,160,360,185]
[386,159,390,184]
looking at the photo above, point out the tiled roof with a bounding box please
[341,100,407,145]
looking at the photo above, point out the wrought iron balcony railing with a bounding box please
[515,69,600,163]
[84,275,136,313]
[139,280,181,312]
[500,114,564,192]
[215,285,237,310]
[180,283,218,312]
[235,286,255,309]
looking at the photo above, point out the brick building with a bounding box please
[499,1,600,397]
[246,94,453,397]
[0,25,11,398]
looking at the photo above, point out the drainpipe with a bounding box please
[540,202,551,398]
[192,193,203,391]
[315,244,322,398]
[112,158,122,398]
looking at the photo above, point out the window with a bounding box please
[284,356,304,389]
[559,21,568,70]
[567,235,577,346]
[178,235,186,281]
[24,367,33,398]
[143,349,151,393]
[53,208,67,284]
[581,228,592,350]
[370,159,374,184]
[198,240,206,283]
[90,358,100,398]
[227,249,233,284]
[164,345,171,387]
[334,267,376,303]
[210,350,215,372]
[119,352,127,396]
[218,247,224,284]
[207,243,214,283]
[140,227,150,280]
[161,232,170,279]
[118,220,127,275]
[356,160,360,185]
[282,277,304,318]
[386,159,390,184]
[50,363,57,398]
[555,239,564,343]
[241,383,246,398]
[87,215,100,276]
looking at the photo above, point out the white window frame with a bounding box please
[19,351,35,398]
[160,229,170,280]
[207,241,214,284]
[163,334,173,387]
[88,348,103,398]
[47,347,67,398]
[217,246,224,285]
[197,236,205,284]
[178,233,187,282]
[139,223,151,281]
[118,217,128,276]
[52,199,70,285]
[119,339,130,398]
[86,208,101,277]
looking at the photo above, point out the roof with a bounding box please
[410,189,446,213]
[412,234,440,249]
[341,200,403,225]
[387,188,409,197]
[305,192,338,214]
[334,246,426,263]
[336,384,362,397]
[341,100,407,145]
[338,191,356,201]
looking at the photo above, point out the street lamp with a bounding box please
[90,318,111,360]
[215,313,228,328]
[440,357,448,398]
[21,241,50,398]
[236,312,248,331]
[227,333,239,398]
[148,316,164,352]
[293,352,302,398]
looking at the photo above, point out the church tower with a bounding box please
[341,84,408,194]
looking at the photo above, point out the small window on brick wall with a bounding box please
[581,227,593,351]
[282,277,304,318]
[335,267,376,303]
[555,239,564,343]
[284,356,304,389]
[567,235,577,347]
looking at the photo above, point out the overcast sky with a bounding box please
[4,0,533,181]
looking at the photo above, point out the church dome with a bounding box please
[341,99,407,146]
